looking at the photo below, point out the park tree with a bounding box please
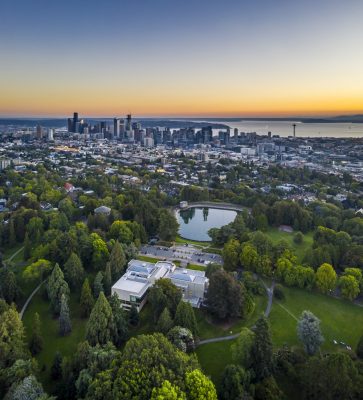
[86,292,115,346]
[149,279,182,318]
[90,233,109,270]
[297,310,324,355]
[9,218,16,247]
[315,263,337,294]
[8,375,48,400]
[129,304,140,326]
[23,232,32,260]
[299,353,359,400]
[93,271,104,298]
[47,264,70,315]
[0,308,28,369]
[156,307,173,334]
[185,369,217,400]
[167,326,195,352]
[293,231,304,245]
[103,263,112,296]
[157,210,179,242]
[339,275,360,301]
[109,293,128,345]
[174,301,198,336]
[59,293,72,336]
[29,312,43,355]
[86,333,199,400]
[26,216,44,243]
[151,380,186,400]
[0,267,20,304]
[108,241,126,280]
[256,254,273,277]
[344,267,363,289]
[251,316,273,381]
[51,352,63,380]
[222,238,241,271]
[109,220,133,243]
[240,244,258,272]
[254,376,283,400]
[220,364,249,400]
[80,278,94,318]
[231,327,255,368]
[23,259,52,283]
[207,269,245,320]
[64,252,85,290]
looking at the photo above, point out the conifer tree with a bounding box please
[47,264,70,315]
[251,316,273,381]
[86,292,115,345]
[93,271,104,298]
[59,293,72,336]
[109,241,126,280]
[156,307,173,334]
[80,278,94,318]
[23,232,32,261]
[109,293,128,345]
[8,218,16,247]
[64,252,85,290]
[29,312,43,355]
[174,301,198,336]
[129,304,139,326]
[103,263,112,297]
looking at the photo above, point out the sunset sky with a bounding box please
[1,0,363,117]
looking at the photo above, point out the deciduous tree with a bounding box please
[297,310,324,355]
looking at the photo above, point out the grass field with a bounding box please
[195,294,267,388]
[265,228,314,263]
[196,339,235,388]
[175,236,211,247]
[269,285,363,351]
[22,288,87,392]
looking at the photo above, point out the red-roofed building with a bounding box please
[64,183,75,193]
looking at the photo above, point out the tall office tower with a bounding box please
[293,124,296,138]
[119,119,125,138]
[234,128,238,139]
[67,118,73,132]
[100,121,106,134]
[73,112,79,132]
[114,118,121,138]
[36,124,43,139]
[47,128,54,141]
[126,114,132,131]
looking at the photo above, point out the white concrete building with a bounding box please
[112,259,208,311]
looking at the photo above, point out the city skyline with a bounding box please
[1,0,363,117]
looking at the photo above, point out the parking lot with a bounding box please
[139,244,223,266]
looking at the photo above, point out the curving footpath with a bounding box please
[197,280,275,347]
[19,280,45,320]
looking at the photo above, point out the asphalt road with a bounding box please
[140,244,223,266]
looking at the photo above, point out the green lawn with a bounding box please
[195,294,267,340]
[22,288,87,392]
[265,228,313,263]
[195,339,235,389]
[175,236,211,247]
[194,294,267,389]
[269,285,363,351]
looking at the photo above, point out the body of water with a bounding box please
[177,207,237,241]
[201,120,363,138]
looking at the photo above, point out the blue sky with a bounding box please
[1,0,363,117]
